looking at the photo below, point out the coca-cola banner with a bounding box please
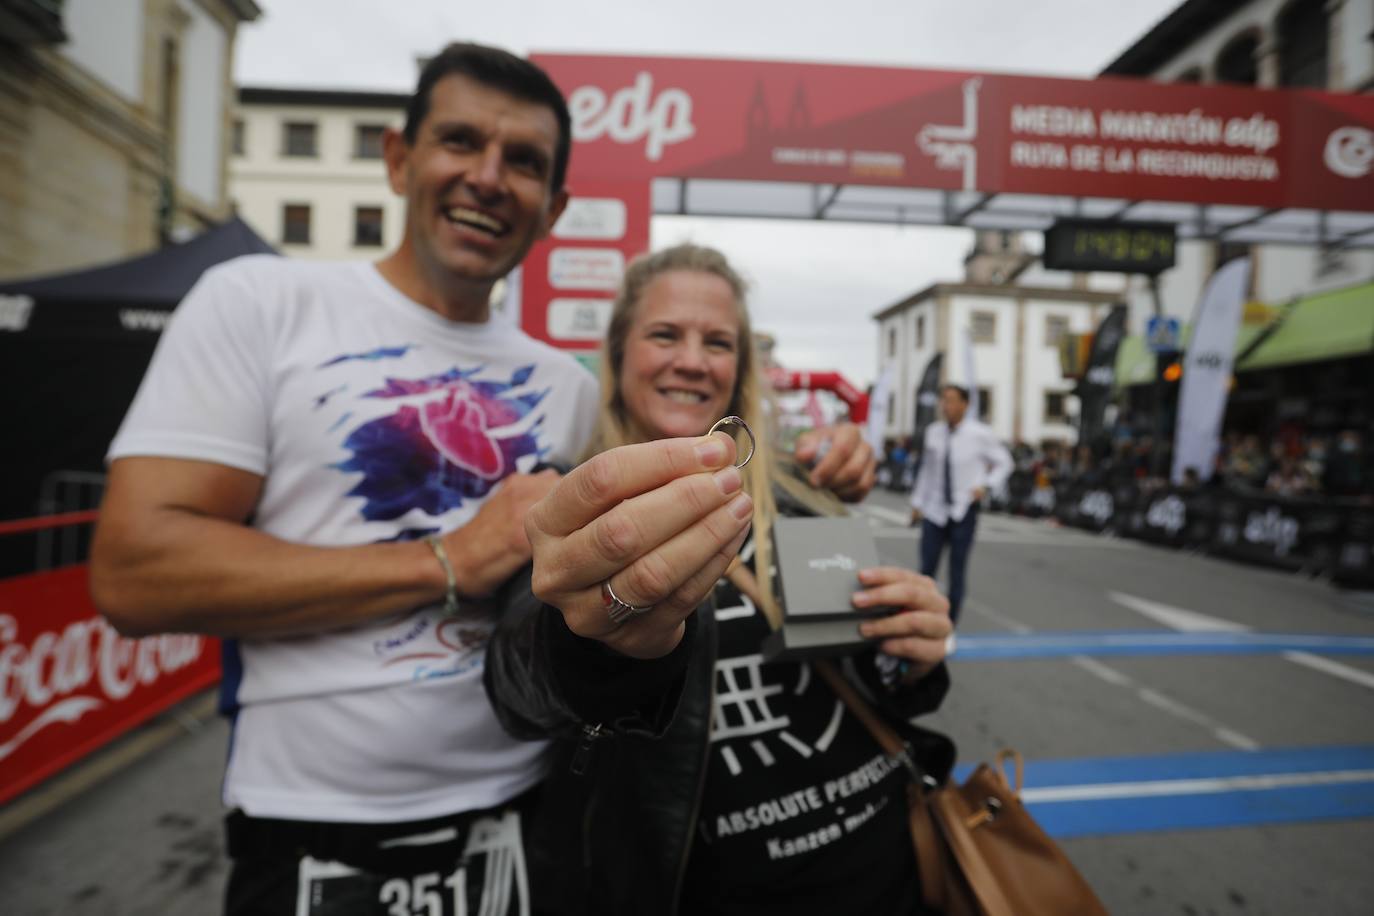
[0,566,219,803]
[532,54,1374,213]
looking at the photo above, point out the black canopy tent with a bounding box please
[0,217,275,573]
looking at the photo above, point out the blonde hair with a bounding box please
[586,243,784,627]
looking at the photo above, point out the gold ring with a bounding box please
[708,416,755,469]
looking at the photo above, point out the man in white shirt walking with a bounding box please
[909,385,1013,625]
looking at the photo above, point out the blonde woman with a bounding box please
[487,244,952,915]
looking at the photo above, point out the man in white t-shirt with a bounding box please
[909,385,1013,627]
[91,44,641,916]
[92,42,880,916]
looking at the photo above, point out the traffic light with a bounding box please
[1156,349,1182,384]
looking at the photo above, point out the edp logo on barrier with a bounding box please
[1078,490,1114,525]
[1243,507,1299,557]
[1146,495,1187,535]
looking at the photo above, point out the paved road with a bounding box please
[862,488,1374,916]
[3,491,1372,914]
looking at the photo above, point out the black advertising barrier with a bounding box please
[1334,507,1374,589]
[1056,482,1120,534]
[995,478,1367,585]
[1208,494,1346,574]
[1003,470,1056,518]
[1121,486,1217,549]
[1004,470,1034,512]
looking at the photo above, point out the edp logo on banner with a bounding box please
[570,73,696,161]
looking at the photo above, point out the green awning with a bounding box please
[1114,322,1269,387]
[1235,282,1374,371]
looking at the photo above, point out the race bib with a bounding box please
[295,811,528,916]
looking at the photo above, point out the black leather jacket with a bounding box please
[485,520,953,915]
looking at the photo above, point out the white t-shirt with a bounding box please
[109,256,599,823]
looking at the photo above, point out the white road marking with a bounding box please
[1072,655,1134,687]
[858,504,910,526]
[1022,768,1374,804]
[966,599,1260,749]
[1108,592,1247,632]
[1112,591,1374,693]
[1214,729,1262,751]
[875,529,1138,548]
[1282,651,1374,691]
[964,599,1033,635]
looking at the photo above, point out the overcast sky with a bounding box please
[235,0,1182,387]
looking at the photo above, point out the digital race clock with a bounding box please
[1042,219,1177,275]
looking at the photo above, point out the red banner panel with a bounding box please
[0,566,220,804]
[532,54,1374,213]
[520,179,651,350]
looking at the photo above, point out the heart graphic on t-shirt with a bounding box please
[419,387,505,479]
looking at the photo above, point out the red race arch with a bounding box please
[768,368,869,423]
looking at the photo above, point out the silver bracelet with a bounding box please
[424,535,460,616]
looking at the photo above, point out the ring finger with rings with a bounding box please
[602,579,654,626]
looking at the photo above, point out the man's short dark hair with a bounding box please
[942,384,970,403]
[404,42,572,193]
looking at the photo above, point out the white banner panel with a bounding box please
[1171,257,1251,485]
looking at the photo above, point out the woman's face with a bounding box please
[619,269,741,442]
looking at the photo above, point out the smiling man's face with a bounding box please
[385,73,567,294]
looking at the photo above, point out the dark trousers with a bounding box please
[920,506,979,624]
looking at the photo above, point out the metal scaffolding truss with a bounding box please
[651,178,1374,250]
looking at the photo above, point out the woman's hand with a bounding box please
[851,567,951,679]
[524,434,753,659]
[794,423,877,502]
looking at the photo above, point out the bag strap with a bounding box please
[727,563,949,910]
[726,563,908,761]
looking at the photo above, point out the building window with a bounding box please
[283,121,318,157]
[1044,391,1068,423]
[976,387,993,423]
[916,314,925,349]
[231,118,245,156]
[354,206,384,247]
[1216,240,1250,268]
[355,124,386,159]
[1044,315,1069,347]
[1278,0,1328,88]
[282,203,312,245]
[887,396,896,425]
[1215,34,1259,85]
[971,311,996,343]
[888,327,897,357]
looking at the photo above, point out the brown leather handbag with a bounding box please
[727,556,1109,914]
[813,661,1110,916]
